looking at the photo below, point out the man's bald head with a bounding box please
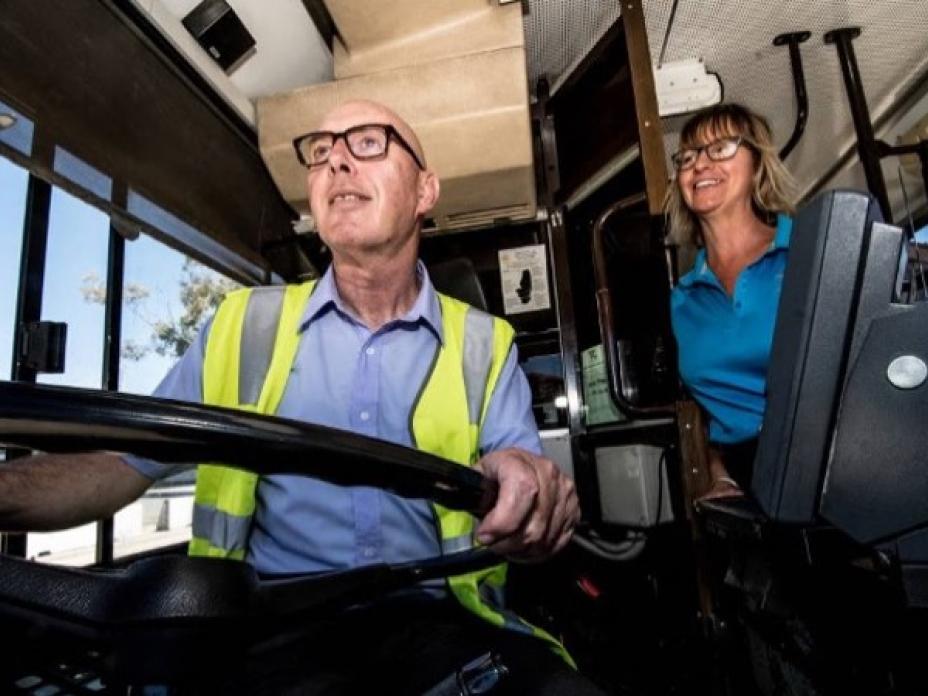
[305,98,440,266]
[318,99,428,168]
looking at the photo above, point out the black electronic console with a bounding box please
[751,189,881,522]
[819,216,928,605]
[750,189,928,605]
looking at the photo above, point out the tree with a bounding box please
[81,258,239,360]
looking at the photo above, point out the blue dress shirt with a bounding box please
[124,261,541,576]
[670,214,792,444]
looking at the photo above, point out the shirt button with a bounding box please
[360,411,370,421]
[362,547,375,558]
[366,346,375,356]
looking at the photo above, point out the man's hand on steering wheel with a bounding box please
[474,448,580,562]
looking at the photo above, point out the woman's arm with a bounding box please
[697,445,743,501]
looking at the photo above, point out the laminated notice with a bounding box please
[498,244,551,315]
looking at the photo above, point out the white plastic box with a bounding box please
[595,444,673,527]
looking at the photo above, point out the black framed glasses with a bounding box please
[671,136,744,171]
[293,123,425,170]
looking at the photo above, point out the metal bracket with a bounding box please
[19,321,67,374]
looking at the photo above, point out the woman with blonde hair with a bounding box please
[666,103,796,501]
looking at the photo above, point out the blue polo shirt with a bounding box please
[670,214,792,444]
[123,261,541,576]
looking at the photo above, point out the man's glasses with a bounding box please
[671,136,744,171]
[293,123,425,170]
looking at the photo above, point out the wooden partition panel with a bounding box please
[622,0,669,215]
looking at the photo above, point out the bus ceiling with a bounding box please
[0,1,927,280]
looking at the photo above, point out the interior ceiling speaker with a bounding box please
[182,0,256,73]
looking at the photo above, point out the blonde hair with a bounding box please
[664,103,797,246]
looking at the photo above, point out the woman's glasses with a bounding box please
[672,136,744,171]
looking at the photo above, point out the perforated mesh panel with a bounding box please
[523,0,621,90]
[644,0,928,199]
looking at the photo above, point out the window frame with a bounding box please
[0,136,257,563]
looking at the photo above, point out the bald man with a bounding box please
[0,101,604,695]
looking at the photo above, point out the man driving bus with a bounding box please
[0,100,606,695]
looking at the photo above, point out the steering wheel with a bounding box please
[0,381,502,688]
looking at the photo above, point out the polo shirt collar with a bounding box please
[678,248,711,289]
[298,259,444,342]
[678,213,792,289]
[772,212,792,250]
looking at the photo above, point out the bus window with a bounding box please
[0,158,28,381]
[26,186,110,565]
[120,233,239,396]
[37,187,109,390]
[22,189,243,564]
[115,232,239,560]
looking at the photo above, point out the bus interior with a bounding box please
[1,0,927,693]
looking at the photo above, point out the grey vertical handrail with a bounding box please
[592,192,676,420]
[773,31,811,161]
[825,27,893,221]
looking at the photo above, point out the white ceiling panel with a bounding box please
[134,0,928,217]
[157,0,333,99]
[523,0,622,92]
[644,0,928,205]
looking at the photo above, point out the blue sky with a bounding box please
[1,157,222,395]
[1,159,28,381]
[2,155,236,560]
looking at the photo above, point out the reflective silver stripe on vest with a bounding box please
[239,287,286,405]
[478,579,506,609]
[478,582,533,635]
[192,503,252,552]
[441,532,475,554]
[462,308,494,425]
[500,611,534,635]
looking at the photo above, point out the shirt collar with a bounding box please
[298,259,444,342]
[772,212,792,250]
[678,213,792,289]
[678,248,711,289]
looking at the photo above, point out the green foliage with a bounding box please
[81,258,239,360]
[150,259,238,358]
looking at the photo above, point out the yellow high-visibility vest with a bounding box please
[189,281,571,664]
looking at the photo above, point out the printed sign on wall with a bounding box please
[498,244,551,315]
